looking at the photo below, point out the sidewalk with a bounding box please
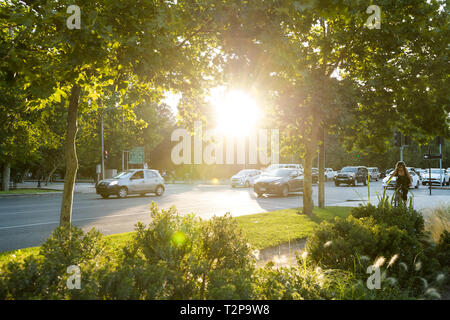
[15,179,231,194]
[16,182,96,194]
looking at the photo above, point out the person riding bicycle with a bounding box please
[389,161,412,205]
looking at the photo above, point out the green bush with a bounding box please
[306,203,448,297]
[0,203,446,300]
[97,203,256,299]
[351,204,425,237]
[0,225,111,299]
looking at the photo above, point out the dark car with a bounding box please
[334,166,368,186]
[254,168,303,197]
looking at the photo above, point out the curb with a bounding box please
[0,191,63,198]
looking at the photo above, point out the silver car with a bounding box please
[96,169,165,198]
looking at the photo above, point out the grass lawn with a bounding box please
[235,206,352,249]
[0,206,353,266]
[0,188,60,195]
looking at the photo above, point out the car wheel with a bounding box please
[415,181,419,189]
[245,181,250,188]
[256,192,263,198]
[352,180,356,186]
[231,185,236,188]
[100,194,109,199]
[118,187,128,198]
[335,182,340,187]
[281,185,289,197]
[140,193,146,197]
[155,185,165,196]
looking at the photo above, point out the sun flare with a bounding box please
[212,89,262,137]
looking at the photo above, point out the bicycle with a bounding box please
[392,184,410,208]
[392,186,402,208]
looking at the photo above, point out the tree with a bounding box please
[2,0,220,224]
[213,0,449,215]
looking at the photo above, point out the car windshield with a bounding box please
[112,170,134,179]
[430,169,445,174]
[266,169,294,177]
[236,170,252,176]
[341,167,357,173]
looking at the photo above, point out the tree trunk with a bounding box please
[60,84,81,226]
[21,167,30,183]
[2,162,11,192]
[46,163,58,186]
[318,126,325,208]
[302,117,320,216]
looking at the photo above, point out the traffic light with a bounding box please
[104,150,109,160]
[394,132,402,147]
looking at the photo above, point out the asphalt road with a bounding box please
[0,181,448,252]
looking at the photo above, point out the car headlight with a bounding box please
[109,181,118,186]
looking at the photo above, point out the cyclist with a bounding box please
[389,161,412,205]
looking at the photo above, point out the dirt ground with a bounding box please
[256,239,306,268]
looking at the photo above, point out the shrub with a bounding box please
[100,203,255,300]
[423,205,450,243]
[306,215,420,272]
[351,203,425,237]
[0,225,111,299]
[306,203,449,297]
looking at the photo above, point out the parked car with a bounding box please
[422,168,450,186]
[265,164,303,172]
[254,168,303,197]
[382,168,420,189]
[334,166,368,186]
[231,169,261,188]
[367,167,380,181]
[414,168,423,181]
[96,169,165,199]
[324,168,337,181]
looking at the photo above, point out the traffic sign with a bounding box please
[423,153,442,160]
[129,147,145,164]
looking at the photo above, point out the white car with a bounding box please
[231,169,261,188]
[422,168,450,186]
[382,169,420,189]
[265,164,303,172]
[324,168,336,180]
[367,167,380,181]
[96,169,166,199]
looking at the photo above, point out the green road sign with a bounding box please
[129,147,145,164]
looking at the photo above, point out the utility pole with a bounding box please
[101,111,105,181]
[439,141,442,186]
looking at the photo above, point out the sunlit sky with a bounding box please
[163,87,263,136]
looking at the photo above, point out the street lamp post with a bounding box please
[100,101,121,180]
[101,111,105,180]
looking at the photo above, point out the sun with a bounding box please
[212,89,262,137]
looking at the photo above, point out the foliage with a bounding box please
[424,205,450,244]
[306,203,449,296]
[101,204,255,299]
[0,225,111,299]
[0,203,447,300]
